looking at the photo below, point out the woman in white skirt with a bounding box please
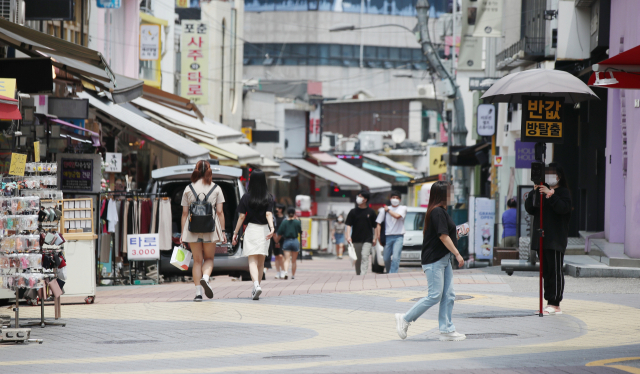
[232,170,275,300]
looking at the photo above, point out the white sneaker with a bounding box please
[440,331,466,341]
[200,278,214,299]
[252,285,262,300]
[283,272,289,280]
[395,313,409,340]
[275,272,282,279]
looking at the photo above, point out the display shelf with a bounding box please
[60,198,94,235]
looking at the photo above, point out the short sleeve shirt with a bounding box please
[237,193,274,225]
[421,207,457,265]
[345,207,377,243]
[375,205,408,236]
[180,180,225,243]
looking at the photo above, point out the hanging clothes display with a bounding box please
[150,198,159,234]
[122,200,130,253]
[107,199,119,233]
[99,233,111,263]
[158,198,172,250]
[140,199,152,234]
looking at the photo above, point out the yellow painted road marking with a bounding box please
[587,357,640,374]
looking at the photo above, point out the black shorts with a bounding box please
[273,240,284,256]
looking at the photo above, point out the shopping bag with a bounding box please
[170,245,192,271]
[347,242,358,264]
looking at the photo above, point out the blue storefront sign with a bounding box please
[515,140,536,169]
[97,0,121,9]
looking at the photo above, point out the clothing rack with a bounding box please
[96,191,167,286]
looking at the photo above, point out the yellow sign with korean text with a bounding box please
[428,146,448,176]
[0,78,16,99]
[34,141,40,162]
[300,218,312,250]
[180,21,208,105]
[9,153,27,176]
[521,95,565,144]
[241,127,253,142]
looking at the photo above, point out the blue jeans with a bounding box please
[403,253,456,333]
[383,235,404,273]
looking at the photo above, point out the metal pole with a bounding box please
[359,0,364,68]
[539,190,544,317]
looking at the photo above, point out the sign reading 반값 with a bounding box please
[521,95,565,144]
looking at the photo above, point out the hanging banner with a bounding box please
[181,21,209,105]
[428,146,448,176]
[515,140,536,168]
[471,0,503,38]
[458,0,484,71]
[474,197,495,260]
[140,24,161,61]
[521,95,565,144]
[308,104,321,144]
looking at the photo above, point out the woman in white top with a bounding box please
[181,160,226,301]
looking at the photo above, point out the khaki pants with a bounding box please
[353,242,372,276]
[502,236,517,248]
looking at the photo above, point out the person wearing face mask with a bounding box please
[345,191,377,275]
[332,214,346,259]
[375,191,408,273]
[525,162,572,315]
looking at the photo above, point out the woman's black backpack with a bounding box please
[188,184,217,233]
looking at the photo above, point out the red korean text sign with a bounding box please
[180,21,208,105]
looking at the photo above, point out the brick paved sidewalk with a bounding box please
[61,258,505,304]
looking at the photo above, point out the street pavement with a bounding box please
[2,257,640,374]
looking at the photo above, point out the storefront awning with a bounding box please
[363,163,412,183]
[0,17,115,86]
[285,158,360,190]
[0,94,21,120]
[214,142,262,166]
[325,158,392,193]
[79,91,209,161]
[50,118,100,146]
[363,153,420,175]
[132,97,245,143]
[449,142,491,166]
[252,157,281,173]
[309,152,337,165]
[589,44,640,89]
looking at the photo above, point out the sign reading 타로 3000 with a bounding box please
[521,95,565,144]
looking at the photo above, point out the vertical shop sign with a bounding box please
[8,153,27,176]
[33,141,40,162]
[471,0,503,38]
[308,104,321,144]
[181,21,208,105]
[521,95,565,144]
[105,152,122,173]
[474,197,495,260]
[300,218,312,250]
[477,104,496,136]
[515,140,536,168]
[140,25,161,61]
[0,78,16,98]
[428,146,448,176]
[60,158,93,191]
[458,0,484,71]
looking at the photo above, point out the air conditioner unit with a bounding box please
[435,79,455,97]
[416,84,435,98]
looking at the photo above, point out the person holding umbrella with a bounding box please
[525,163,572,315]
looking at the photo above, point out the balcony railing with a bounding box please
[496,37,546,69]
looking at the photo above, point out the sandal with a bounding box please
[544,306,562,315]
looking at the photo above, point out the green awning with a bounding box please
[363,163,411,183]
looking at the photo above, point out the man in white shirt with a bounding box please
[374,191,407,274]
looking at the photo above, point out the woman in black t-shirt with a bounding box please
[394,181,467,342]
[232,170,275,300]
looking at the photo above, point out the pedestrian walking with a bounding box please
[395,181,466,341]
[525,163,571,315]
[232,170,275,300]
[332,214,346,259]
[273,203,286,279]
[345,191,377,275]
[180,160,226,301]
[277,207,302,280]
[375,190,407,273]
[501,198,518,247]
